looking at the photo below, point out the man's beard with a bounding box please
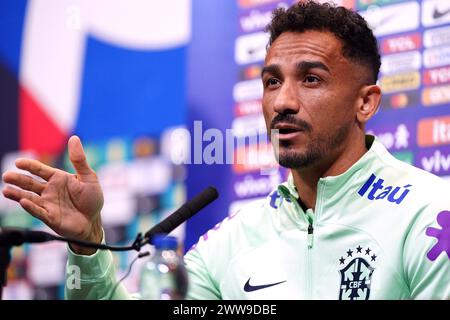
[274,122,352,169]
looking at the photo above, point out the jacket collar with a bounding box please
[276,134,389,206]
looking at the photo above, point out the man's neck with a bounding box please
[291,137,368,210]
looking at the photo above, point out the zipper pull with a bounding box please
[307,224,314,249]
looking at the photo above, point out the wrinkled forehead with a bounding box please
[264,31,347,67]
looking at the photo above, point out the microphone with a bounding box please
[0,228,56,246]
[144,186,219,243]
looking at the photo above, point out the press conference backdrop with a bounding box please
[0,0,449,299]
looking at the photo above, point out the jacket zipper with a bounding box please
[305,210,314,299]
[307,224,314,248]
[278,184,316,299]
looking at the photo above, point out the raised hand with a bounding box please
[1,136,104,255]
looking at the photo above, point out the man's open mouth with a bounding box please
[278,128,300,134]
[271,124,304,140]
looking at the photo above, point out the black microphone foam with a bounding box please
[0,228,55,246]
[144,186,219,242]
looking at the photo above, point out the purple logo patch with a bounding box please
[425,210,450,261]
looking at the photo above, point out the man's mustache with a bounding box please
[270,114,312,132]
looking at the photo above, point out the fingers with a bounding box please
[68,135,94,177]
[2,171,45,195]
[15,158,56,181]
[2,185,43,207]
[2,187,50,225]
[19,198,50,224]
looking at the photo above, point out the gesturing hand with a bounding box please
[2,136,104,255]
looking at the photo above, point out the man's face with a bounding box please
[262,30,366,169]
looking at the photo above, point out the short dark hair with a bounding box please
[266,1,381,84]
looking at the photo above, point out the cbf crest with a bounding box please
[338,245,377,300]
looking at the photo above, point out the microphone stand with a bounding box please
[0,245,11,299]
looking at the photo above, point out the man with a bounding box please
[2,1,449,299]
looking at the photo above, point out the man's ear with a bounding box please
[356,84,381,124]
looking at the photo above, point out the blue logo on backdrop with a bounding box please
[357,173,411,204]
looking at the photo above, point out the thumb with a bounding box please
[68,135,94,177]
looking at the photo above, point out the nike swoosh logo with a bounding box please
[247,44,265,56]
[433,7,450,20]
[371,11,398,31]
[243,278,286,292]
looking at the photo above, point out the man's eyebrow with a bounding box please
[261,64,281,78]
[297,61,330,73]
[261,61,330,78]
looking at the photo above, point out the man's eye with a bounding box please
[266,78,280,87]
[304,75,320,83]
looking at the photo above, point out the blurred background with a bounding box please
[1,0,449,299]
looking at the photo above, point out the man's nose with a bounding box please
[273,81,300,114]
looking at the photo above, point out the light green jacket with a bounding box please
[66,136,450,300]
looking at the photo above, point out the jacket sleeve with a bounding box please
[403,203,450,299]
[64,229,138,300]
[184,244,222,300]
[65,246,134,300]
